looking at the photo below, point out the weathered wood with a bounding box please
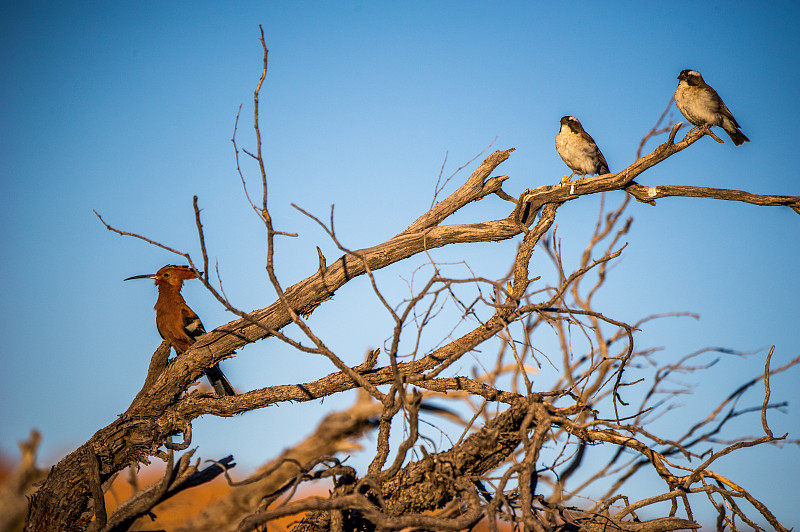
[26,128,800,529]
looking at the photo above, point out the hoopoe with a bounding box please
[125,265,236,396]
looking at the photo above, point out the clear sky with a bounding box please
[1,1,799,527]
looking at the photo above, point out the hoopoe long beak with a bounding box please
[123,273,158,281]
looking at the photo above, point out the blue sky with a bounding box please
[1,1,799,526]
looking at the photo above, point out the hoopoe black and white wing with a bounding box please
[181,310,236,397]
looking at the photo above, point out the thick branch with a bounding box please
[177,396,381,531]
[278,395,543,532]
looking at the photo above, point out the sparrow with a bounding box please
[674,69,749,146]
[555,116,610,184]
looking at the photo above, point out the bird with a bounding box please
[555,116,610,184]
[125,265,236,396]
[674,69,750,146]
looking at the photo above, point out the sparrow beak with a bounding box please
[123,273,158,281]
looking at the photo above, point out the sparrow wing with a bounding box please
[581,131,609,174]
[718,100,742,129]
[596,149,610,175]
[579,131,599,154]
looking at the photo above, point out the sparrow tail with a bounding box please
[726,128,750,146]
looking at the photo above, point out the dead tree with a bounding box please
[0,431,46,532]
[23,29,800,532]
